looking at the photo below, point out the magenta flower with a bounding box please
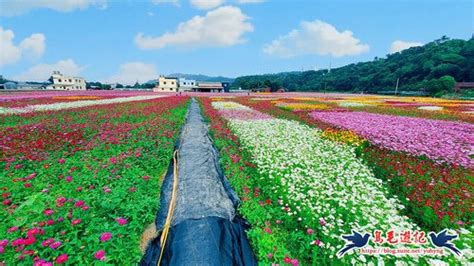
[306,228,314,235]
[312,239,321,246]
[8,226,19,233]
[74,200,85,207]
[0,246,4,254]
[100,232,112,242]
[65,176,72,182]
[267,253,273,259]
[116,217,127,225]
[109,157,117,164]
[58,158,65,164]
[143,175,150,181]
[55,254,68,264]
[71,219,81,225]
[44,209,54,216]
[0,239,8,246]
[103,186,111,193]
[12,238,24,246]
[50,241,61,249]
[41,238,54,247]
[94,250,106,260]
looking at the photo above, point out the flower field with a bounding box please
[1,91,473,265]
[1,95,189,264]
[200,94,473,265]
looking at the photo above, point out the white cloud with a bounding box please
[390,40,423,53]
[151,0,179,6]
[13,59,84,81]
[0,27,46,67]
[135,6,253,50]
[102,62,159,85]
[263,20,369,58]
[20,33,46,57]
[0,27,22,66]
[237,0,264,3]
[190,0,224,10]
[0,0,107,16]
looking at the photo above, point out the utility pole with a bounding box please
[395,78,399,95]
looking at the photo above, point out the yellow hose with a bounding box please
[157,150,179,265]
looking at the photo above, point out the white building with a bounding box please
[178,78,197,92]
[154,76,178,92]
[46,71,86,90]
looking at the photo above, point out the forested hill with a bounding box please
[232,37,474,95]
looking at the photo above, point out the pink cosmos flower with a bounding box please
[94,250,106,260]
[0,246,4,254]
[55,254,68,264]
[143,175,150,181]
[44,209,54,216]
[116,217,127,225]
[109,157,117,164]
[58,158,65,164]
[41,238,54,247]
[306,228,314,235]
[0,239,8,246]
[50,241,61,249]
[46,219,55,226]
[82,205,89,211]
[71,219,81,225]
[74,200,85,207]
[319,218,326,226]
[8,226,19,233]
[65,176,72,182]
[100,232,112,242]
[12,238,24,246]
[291,259,299,266]
[103,186,111,193]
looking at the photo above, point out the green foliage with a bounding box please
[232,38,473,94]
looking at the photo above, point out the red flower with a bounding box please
[94,250,106,260]
[55,254,68,264]
[283,255,291,264]
[2,199,12,206]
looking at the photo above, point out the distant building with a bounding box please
[46,71,86,90]
[154,76,178,92]
[221,82,230,92]
[197,82,224,92]
[179,78,197,92]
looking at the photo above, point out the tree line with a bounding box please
[232,37,473,96]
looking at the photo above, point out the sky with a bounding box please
[0,0,472,85]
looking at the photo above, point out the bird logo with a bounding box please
[337,230,371,258]
[429,230,461,256]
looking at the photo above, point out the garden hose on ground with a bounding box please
[157,150,179,266]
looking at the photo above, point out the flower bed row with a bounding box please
[207,99,467,264]
[237,97,474,232]
[309,111,474,168]
[0,95,167,115]
[0,97,189,264]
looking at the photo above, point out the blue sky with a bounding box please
[0,0,472,84]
